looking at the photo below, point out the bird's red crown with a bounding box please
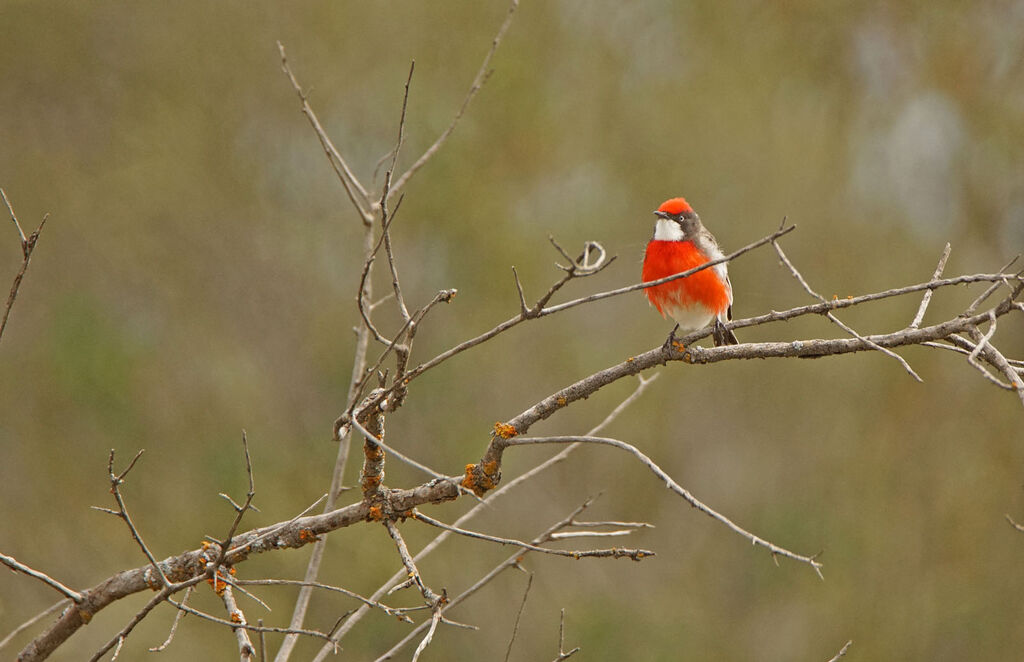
[657,197,693,216]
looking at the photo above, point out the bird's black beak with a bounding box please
[653,211,672,220]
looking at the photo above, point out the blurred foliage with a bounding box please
[1,1,1023,660]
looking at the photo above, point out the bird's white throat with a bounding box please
[653,218,685,241]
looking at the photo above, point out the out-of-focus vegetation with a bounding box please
[1,2,1023,660]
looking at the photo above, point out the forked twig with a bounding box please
[773,236,922,382]
[1,188,49,345]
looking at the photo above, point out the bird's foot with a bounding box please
[662,324,686,352]
[712,319,739,347]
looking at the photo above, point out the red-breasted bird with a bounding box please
[642,197,739,347]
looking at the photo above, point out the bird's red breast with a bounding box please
[642,239,731,316]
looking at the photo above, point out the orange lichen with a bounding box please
[298,529,317,543]
[230,611,243,624]
[626,357,634,362]
[556,396,567,406]
[494,422,517,439]
[206,571,229,595]
[368,505,384,521]
[461,464,477,492]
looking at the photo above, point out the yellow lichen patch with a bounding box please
[482,460,500,477]
[556,396,567,407]
[493,421,517,439]
[626,356,635,362]
[368,505,384,521]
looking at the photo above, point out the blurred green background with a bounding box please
[2,1,1023,660]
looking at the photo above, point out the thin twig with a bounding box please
[235,579,410,621]
[369,500,597,662]
[389,0,519,199]
[276,43,372,222]
[381,61,415,323]
[102,449,171,588]
[413,510,652,560]
[551,608,580,661]
[503,573,533,662]
[166,597,332,642]
[0,599,68,652]
[383,520,443,604]
[774,237,922,381]
[0,553,83,603]
[827,640,853,662]
[350,417,446,480]
[149,585,193,652]
[964,256,1020,317]
[911,242,951,328]
[410,607,442,662]
[211,431,258,571]
[0,188,48,345]
[505,436,823,576]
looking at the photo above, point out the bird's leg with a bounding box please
[662,323,682,352]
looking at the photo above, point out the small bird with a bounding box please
[642,197,738,347]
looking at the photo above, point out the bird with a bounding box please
[642,197,739,347]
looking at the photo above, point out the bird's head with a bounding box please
[652,197,700,239]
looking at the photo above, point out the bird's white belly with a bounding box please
[661,300,716,332]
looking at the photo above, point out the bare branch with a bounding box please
[1006,514,1024,533]
[220,583,256,660]
[389,0,519,198]
[0,553,83,603]
[380,225,794,399]
[321,375,656,650]
[827,640,853,662]
[504,436,822,575]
